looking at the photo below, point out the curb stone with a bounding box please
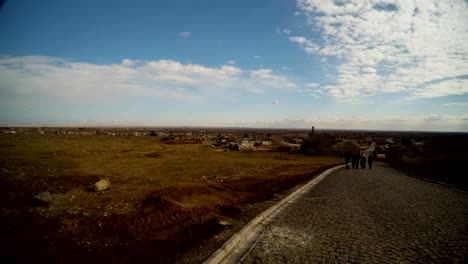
[203,164,345,264]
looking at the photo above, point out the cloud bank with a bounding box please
[294,0,468,101]
[0,56,297,105]
[236,114,468,132]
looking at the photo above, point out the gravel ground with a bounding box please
[242,162,468,263]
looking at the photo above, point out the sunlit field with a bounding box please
[0,133,341,263]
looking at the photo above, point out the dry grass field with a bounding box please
[0,133,341,263]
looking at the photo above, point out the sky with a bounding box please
[0,0,467,131]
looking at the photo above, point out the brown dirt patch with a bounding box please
[1,165,338,264]
[0,134,341,263]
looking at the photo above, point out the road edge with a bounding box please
[203,164,345,264]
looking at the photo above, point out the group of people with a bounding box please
[344,151,374,170]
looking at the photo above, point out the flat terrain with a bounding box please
[0,133,341,263]
[243,162,468,263]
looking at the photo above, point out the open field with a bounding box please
[0,133,341,263]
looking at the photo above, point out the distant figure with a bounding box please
[352,152,359,169]
[368,153,374,170]
[344,151,351,169]
[360,155,367,169]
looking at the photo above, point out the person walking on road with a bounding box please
[352,152,359,169]
[360,155,367,169]
[344,151,351,169]
[368,152,374,170]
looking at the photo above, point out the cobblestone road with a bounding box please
[242,162,468,263]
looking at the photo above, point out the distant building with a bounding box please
[240,140,254,151]
[309,126,315,137]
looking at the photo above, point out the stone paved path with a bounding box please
[242,162,468,263]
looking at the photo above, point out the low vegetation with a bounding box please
[388,134,468,188]
[0,133,341,263]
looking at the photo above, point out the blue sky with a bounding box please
[1,0,467,131]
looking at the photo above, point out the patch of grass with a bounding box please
[0,134,342,263]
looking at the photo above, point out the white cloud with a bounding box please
[0,56,297,104]
[288,36,320,53]
[276,28,292,35]
[122,59,135,66]
[410,79,468,99]
[424,114,447,122]
[288,36,306,44]
[236,114,468,131]
[306,82,320,88]
[178,31,191,38]
[272,100,280,104]
[247,69,297,93]
[443,102,468,107]
[220,65,242,75]
[296,0,468,101]
[226,60,236,65]
[361,67,376,74]
[253,55,261,59]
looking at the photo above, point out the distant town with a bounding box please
[3,126,462,161]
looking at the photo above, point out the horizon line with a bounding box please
[1,124,467,134]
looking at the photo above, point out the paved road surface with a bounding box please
[241,162,467,263]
